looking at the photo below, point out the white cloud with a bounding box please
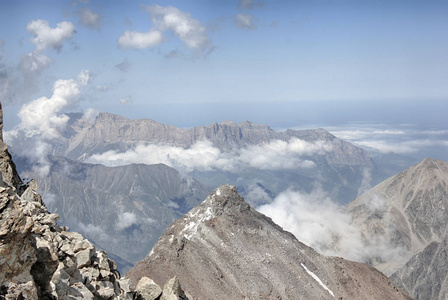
[79,8,101,30]
[116,212,138,230]
[26,19,76,52]
[77,69,92,85]
[144,5,208,49]
[18,52,51,97]
[356,140,441,154]
[5,70,90,176]
[82,108,99,124]
[239,139,330,169]
[234,14,256,30]
[118,29,165,49]
[243,183,272,206]
[96,84,108,91]
[330,129,406,141]
[118,5,214,56]
[328,124,448,158]
[19,52,51,73]
[357,167,372,196]
[78,221,109,241]
[257,188,406,263]
[86,138,331,172]
[119,96,132,104]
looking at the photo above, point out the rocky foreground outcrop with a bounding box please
[127,184,412,300]
[0,104,185,299]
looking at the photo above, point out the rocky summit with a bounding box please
[127,184,412,300]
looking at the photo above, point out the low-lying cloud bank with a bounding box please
[257,188,406,264]
[86,138,332,173]
[328,124,448,159]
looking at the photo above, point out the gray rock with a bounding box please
[75,248,95,268]
[136,277,162,300]
[348,158,448,299]
[391,239,448,300]
[127,185,412,300]
[96,280,116,299]
[160,277,187,300]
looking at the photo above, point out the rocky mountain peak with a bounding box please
[205,185,250,214]
[127,184,412,300]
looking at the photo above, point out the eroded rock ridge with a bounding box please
[128,185,412,300]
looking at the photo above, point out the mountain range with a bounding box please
[0,104,415,299]
[44,112,414,206]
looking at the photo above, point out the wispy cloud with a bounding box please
[115,212,138,231]
[234,14,256,30]
[115,58,131,72]
[1,19,77,104]
[118,29,165,49]
[327,124,448,158]
[119,95,132,105]
[78,8,101,30]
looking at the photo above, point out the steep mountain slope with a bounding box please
[349,158,448,259]
[348,158,448,299]
[30,156,209,273]
[127,185,412,300]
[390,239,448,300]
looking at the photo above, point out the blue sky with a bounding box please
[1,0,448,159]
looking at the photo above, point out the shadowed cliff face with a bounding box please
[127,184,412,300]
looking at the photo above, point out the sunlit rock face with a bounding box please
[127,184,412,300]
[348,158,448,299]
